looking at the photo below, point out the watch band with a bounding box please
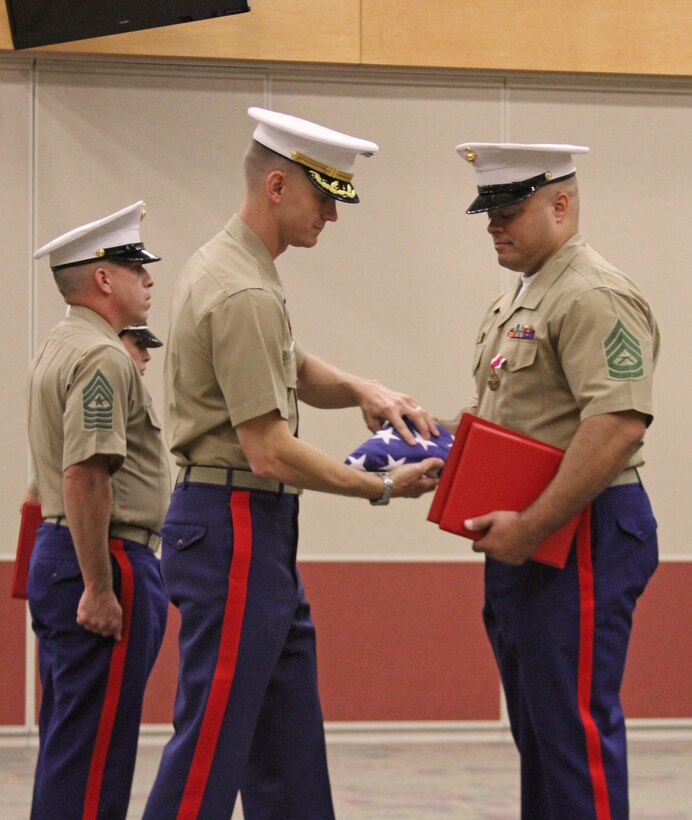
[369,472,394,506]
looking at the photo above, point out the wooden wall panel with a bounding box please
[0,0,361,64]
[2,1,692,75]
[0,1,11,50]
[362,0,692,76]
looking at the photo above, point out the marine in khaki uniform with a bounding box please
[27,202,169,820]
[143,108,443,820]
[119,323,163,376]
[23,324,163,504]
[446,144,659,819]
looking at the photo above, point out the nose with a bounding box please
[487,214,501,234]
[143,350,151,364]
[323,199,338,223]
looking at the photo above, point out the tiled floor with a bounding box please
[1,737,691,818]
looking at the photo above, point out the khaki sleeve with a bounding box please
[62,345,130,471]
[210,289,293,426]
[294,340,308,373]
[558,288,656,422]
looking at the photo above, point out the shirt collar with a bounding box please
[65,304,121,340]
[226,214,282,289]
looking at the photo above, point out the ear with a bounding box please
[92,264,113,295]
[551,191,569,223]
[266,169,286,204]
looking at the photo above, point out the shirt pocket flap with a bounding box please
[50,559,82,584]
[506,341,538,372]
[162,523,207,552]
[616,514,657,542]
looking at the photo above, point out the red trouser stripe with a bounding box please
[82,539,134,820]
[177,492,253,820]
[576,505,611,820]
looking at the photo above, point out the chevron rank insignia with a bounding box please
[82,370,114,430]
[603,319,644,380]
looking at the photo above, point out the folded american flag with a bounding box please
[345,418,454,472]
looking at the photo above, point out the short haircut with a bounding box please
[52,261,95,298]
[243,139,297,187]
[53,258,141,299]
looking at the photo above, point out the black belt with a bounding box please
[42,518,160,551]
[176,465,300,495]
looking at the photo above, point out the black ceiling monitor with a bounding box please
[6,0,251,50]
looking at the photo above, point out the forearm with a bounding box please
[296,354,368,409]
[274,438,388,498]
[239,414,385,498]
[237,412,442,501]
[519,411,646,542]
[63,457,113,592]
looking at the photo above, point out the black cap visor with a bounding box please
[103,243,161,265]
[303,168,360,204]
[119,325,163,348]
[466,171,576,214]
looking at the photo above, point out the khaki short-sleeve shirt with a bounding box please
[165,215,306,468]
[27,306,170,530]
[474,234,659,465]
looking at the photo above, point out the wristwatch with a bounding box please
[370,472,394,506]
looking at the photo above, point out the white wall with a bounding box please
[1,57,690,558]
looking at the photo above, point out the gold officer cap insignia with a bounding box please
[463,147,477,164]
